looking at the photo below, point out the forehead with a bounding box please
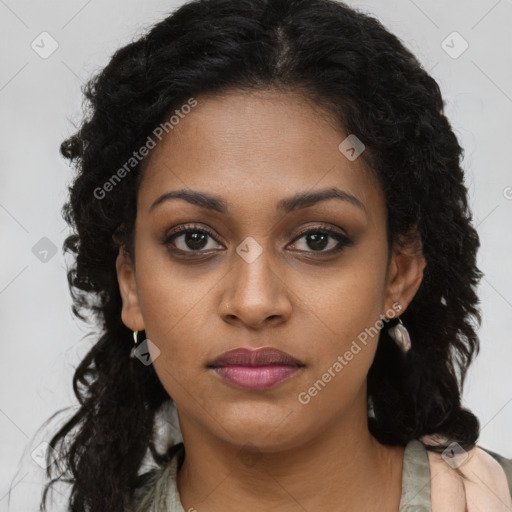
[137,89,383,219]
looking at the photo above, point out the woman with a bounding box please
[40,0,512,510]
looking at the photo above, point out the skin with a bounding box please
[116,89,426,511]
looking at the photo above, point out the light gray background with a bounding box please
[1,0,511,509]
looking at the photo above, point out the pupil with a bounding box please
[186,232,207,250]
[308,232,328,251]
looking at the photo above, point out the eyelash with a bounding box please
[162,223,353,257]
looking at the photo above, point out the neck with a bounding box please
[175,396,404,511]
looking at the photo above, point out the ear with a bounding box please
[383,226,426,317]
[115,245,145,332]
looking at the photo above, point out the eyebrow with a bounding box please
[149,187,366,215]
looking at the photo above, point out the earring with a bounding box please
[130,330,145,359]
[388,317,411,353]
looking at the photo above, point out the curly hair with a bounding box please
[37,0,482,510]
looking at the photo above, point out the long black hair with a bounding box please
[36,0,481,509]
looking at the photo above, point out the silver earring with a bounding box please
[388,317,411,353]
[130,330,144,359]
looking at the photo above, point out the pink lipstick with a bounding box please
[207,347,304,390]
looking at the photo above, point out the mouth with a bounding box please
[206,346,305,391]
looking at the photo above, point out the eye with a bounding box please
[163,224,223,253]
[288,226,353,254]
[163,223,353,256]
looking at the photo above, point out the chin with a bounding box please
[212,403,307,451]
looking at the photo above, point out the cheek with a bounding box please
[296,299,381,421]
[298,250,388,399]
[314,257,387,345]
[133,260,210,394]
[134,244,218,349]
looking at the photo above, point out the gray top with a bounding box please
[132,440,512,511]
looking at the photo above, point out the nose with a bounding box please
[219,249,292,329]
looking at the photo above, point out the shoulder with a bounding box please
[480,445,512,499]
[426,442,512,511]
[129,455,184,512]
[130,467,165,512]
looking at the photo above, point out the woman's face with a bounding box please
[116,89,425,452]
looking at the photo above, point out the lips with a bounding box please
[207,347,304,368]
[207,347,305,391]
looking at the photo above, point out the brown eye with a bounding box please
[163,225,223,253]
[289,227,353,254]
